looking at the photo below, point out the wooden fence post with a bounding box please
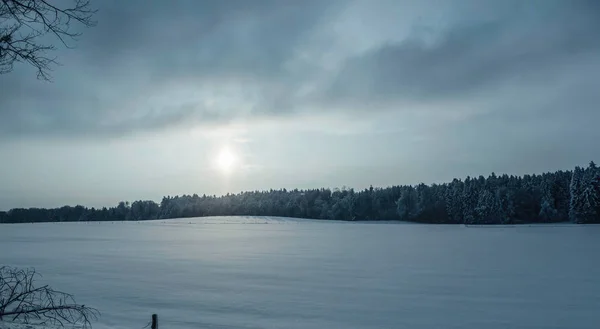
[151,314,158,329]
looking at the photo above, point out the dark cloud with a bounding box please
[1,0,599,137]
[323,0,600,106]
[0,0,338,137]
[81,0,336,80]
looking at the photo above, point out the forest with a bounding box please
[1,162,599,225]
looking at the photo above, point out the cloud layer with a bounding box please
[1,0,599,138]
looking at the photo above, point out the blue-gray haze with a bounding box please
[1,0,599,209]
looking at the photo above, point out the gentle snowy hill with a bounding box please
[2,217,599,329]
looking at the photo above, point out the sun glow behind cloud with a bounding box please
[216,147,236,173]
[212,146,239,176]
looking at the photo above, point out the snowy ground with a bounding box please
[0,322,65,329]
[1,217,599,329]
[0,322,38,329]
[1,322,35,329]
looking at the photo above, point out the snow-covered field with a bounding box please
[1,217,599,329]
[0,322,65,329]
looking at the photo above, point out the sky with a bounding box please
[1,0,599,210]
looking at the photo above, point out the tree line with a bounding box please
[1,162,599,224]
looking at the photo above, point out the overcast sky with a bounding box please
[1,0,599,209]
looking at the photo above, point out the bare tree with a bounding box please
[0,0,96,80]
[0,266,99,328]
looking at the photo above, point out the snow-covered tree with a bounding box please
[539,198,559,222]
[475,189,496,223]
[445,179,464,223]
[397,187,418,221]
[569,166,584,222]
[496,186,516,224]
[461,177,478,224]
[538,177,559,222]
[575,162,600,223]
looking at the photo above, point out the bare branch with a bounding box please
[0,266,99,328]
[0,0,97,80]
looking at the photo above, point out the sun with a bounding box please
[215,147,237,174]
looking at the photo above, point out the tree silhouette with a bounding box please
[0,0,96,80]
[0,266,98,328]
